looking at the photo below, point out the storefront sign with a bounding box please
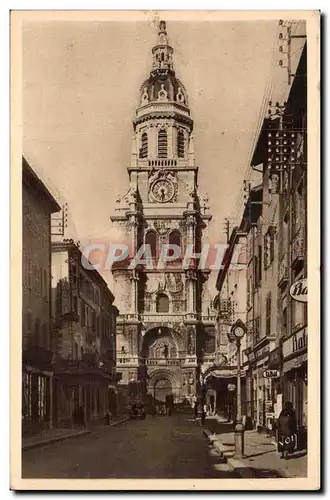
[283,327,307,359]
[263,369,280,379]
[290,278,307,302]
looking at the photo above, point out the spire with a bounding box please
[152,20,174,72]
[158,20,168,45]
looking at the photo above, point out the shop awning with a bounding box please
[283,352,307,373]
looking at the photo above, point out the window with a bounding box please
[247,277,251,309]
[43,270,47,298]
[264,228,275,269]
[41,323,48,349]
[177,129,185,158]
[74,342,79,360]
[254,317,260,344]
[34,318,41,345]
[258,246,262,284]
[168,230,181,260]
[140,132,148,158]
[158,129,168,158]
[35,266,40,295]
[282,306,288,336]
[91,310,96,332]
[81,304,85,327]
[266,293,271,336]
[145,231,157,258]
[156,293,169,313]
[73,295,78,314]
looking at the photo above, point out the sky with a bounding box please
[22,16,306,290]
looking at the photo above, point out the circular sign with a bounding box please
[227,383,236,392]
[290,278,307,303]
[263,369,280,379]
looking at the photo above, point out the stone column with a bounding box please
[150,125,157,159]
[168,125,174,158]
[185,215,197,314]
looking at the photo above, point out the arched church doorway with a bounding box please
[154,378,172,403]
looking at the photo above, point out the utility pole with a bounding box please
[278,20,307,86]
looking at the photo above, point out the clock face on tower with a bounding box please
[151,179,175,203]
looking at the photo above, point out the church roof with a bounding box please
[137,21,189,110]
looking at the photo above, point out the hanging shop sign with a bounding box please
[263,369,280,379]
[290,278,307,303]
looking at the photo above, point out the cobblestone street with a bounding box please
[22,415,239,479]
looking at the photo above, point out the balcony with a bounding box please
[146,358,182,366]
[117,356,139,366]
[278,253,289,287]
[291,227,305,268]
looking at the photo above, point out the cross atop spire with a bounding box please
[152,20,174,72]
[158,20,168,45]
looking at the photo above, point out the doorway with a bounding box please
[154,378,172,403]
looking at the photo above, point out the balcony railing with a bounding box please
[146,358,182,366]
[292,227,305,267]
[278,253,289,287]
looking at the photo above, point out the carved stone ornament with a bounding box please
[146,276,159,294]
[185,269,197,281]
[185,215,196,227]
[176,87,185,104]
[166,273,183,294]
[154,220,168,235]
[141,87,149,105]
[158,274,166,291]
[158,84,168,101]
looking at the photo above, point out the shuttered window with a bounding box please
[177,129,185,158]
[140,132,148,158]
[158,129,168,158]
[266,293,271,336]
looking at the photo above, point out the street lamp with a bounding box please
[228,319,247,459]
[227,383,236,422]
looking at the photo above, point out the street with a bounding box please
[22,415,238,479]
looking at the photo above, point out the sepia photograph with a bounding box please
[10,10,320,490]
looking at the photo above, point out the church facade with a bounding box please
[111,21,216,403]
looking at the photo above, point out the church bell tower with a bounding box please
[111,21,215,402]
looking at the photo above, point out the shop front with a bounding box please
[22,347,54,436]
[53,363,112,428]
[282,326,307,449]
[250,336,276,431]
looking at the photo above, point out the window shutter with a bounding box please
[158,129,168,158]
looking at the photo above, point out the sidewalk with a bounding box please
[204,418,307,478]
[22,416,129,451]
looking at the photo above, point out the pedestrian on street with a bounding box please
[105,410,111,426]
[78,406,86,428]
[277,401,297,459]
[201,404,206,426]
[194,400,198,420]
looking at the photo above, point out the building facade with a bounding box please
[22,157,61,435]
[214,228,248,420]
[51,240,119,426]
[110,21,215,404]
[238,40,307,438]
